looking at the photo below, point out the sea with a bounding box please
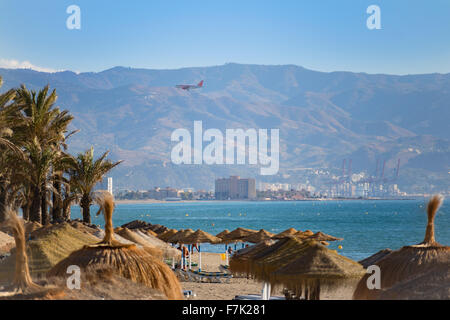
[70,199,450,261]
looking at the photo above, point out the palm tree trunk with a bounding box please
[41,188,49,225]
[0,188,6,223]
[21,203,30,221]
[81,193,91,224]
[29,185,41,223]
[63,202,71,220]
[52,175,62,222]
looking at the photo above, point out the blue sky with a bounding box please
[1,0,449,74]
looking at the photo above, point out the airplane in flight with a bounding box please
[176,80,204,91]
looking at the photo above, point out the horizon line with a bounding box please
[1,62,449,77]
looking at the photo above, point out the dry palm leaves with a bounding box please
[47,191,183,300]
[353,195,450,300]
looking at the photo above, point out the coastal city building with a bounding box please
[215,176,256,200]
[96,176,114,195]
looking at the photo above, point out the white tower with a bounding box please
[107,177,113,195]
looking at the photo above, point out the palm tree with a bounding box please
[69,147,122,223]
[12,84,74,223]
[0,76,23,222]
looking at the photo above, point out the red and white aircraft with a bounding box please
[176,80,204,91]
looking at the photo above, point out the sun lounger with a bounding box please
[233,294,285,300]
[183,290,197,299]
[219,264,230,273]
[182,269,232,283]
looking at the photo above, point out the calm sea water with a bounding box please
[71,200,450,261]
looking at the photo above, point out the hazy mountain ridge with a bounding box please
[0,64,448,193]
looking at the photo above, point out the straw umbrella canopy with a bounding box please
[167,229,195,244]
[230,237,308,281]
[353,195,450,300]
[0,209,41,294]
[294,230,314,239]
[302,231,343,242]
[241,229,275,244]
[229,240,276,275]
[220,227,258,243]
[358,249,393,269]
[47,191,184,300]
[378,265,450,300]
[182,229,222,245]
[271,240,365,300]
[216,229,230,239]
[272,228,297,240]
[182,229,222,271]
[157,229,178,242]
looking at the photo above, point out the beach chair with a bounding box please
[219,264,231,274]
[233,294,285,300]
[183,290,197,299]
[185,270,232,283]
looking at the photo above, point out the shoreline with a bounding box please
[114,198,420,205]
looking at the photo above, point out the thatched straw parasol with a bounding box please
[358,249,393,269]
[47,191,183,300]
[0,209,41,293]
[114,227,164,259]
[157,229,178,242]
[241,229,275,244]
[167,229,195,244]
[230,237,306,280]
[378,265,450,300]
[0,222,99,281]
[142,229,158,237]
[229,240,276,276]
[302,231,343,242]
[353,195,450,300]
[294,230,314,239]
[272,228,297,240]
[0,230,14,254]
[183,230,221,245]
[272,240,365,300]
[182,229,222,271]
[216,229,230,239]
[220,227,257,243]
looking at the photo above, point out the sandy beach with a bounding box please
[179,252,356,300]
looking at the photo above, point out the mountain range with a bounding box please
[0,63,449,194]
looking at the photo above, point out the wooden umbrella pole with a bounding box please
[189,244,192,270]
[198,244,201,272]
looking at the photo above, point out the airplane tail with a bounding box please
[197,80,204,87]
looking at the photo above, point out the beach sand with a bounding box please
[180,252,356,300]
